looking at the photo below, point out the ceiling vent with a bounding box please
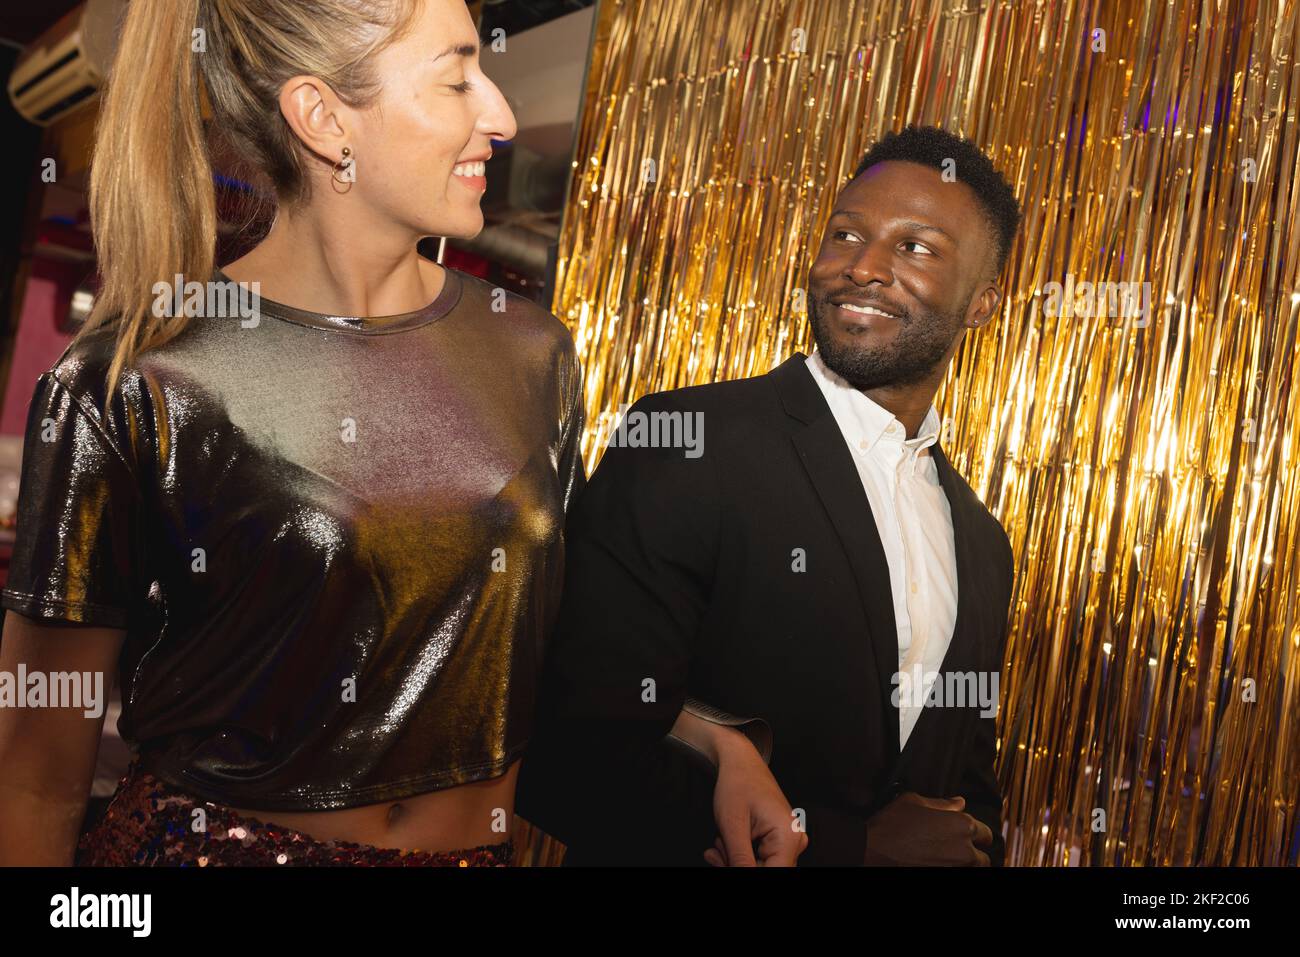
[8,0,127,127]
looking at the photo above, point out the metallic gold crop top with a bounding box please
[1,265,585,810]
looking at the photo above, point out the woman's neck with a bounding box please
[220,206,444,318]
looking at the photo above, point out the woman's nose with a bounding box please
[480,77,518,143]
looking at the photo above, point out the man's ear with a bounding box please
[967,281,1003,329]
[278,74,350,167]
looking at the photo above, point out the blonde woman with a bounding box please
[0,0,586,867]
[0,0,794,868]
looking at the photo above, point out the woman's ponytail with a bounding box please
[82,0,216,402]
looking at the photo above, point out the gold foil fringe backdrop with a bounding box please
[551,0,1300,865]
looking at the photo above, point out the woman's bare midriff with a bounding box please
[228,760,520,853]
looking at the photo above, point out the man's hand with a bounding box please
[701,730,807,867]
[863,792,992,866]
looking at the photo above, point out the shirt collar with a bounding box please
[806,348,942,457]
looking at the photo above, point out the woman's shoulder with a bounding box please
[34,325,169,454]
[46,314,206,399]
[452,270,574,350]
[41,326,121,410]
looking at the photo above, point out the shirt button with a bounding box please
[910,581,918,595]
[859,438,870,450]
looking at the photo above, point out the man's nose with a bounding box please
[845,241,894,286]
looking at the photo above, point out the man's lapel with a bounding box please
[898,440,983,758]
[769,353,990,765]
[769,353,901,754]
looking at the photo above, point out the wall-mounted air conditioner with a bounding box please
[8,0,128,127]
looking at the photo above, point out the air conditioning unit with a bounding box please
[8,0,128,127]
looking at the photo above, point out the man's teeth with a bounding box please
[839,302,897,318]
[453,161,486,177]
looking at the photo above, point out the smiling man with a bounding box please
[519,126,1022,866]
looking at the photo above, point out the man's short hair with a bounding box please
[854,125,1022,277]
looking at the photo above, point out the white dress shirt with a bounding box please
[805,349,958,749]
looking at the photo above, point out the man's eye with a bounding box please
[833,230,861,242]
[902,240,933,255]
[450,80,473,93]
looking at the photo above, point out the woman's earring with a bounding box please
[331,147,355,193]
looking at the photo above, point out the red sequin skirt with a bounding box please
[77,760,514,867]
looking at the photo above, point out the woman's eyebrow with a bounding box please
[430,42,479,62]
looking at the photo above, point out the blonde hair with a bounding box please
[81,0,420,400]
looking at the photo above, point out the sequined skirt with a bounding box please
[77,761,514,867]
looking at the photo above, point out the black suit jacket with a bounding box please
[517,353,1016,866]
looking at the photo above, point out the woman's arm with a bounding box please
[0,611,125,865]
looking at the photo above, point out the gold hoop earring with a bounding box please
[331,147,354,193]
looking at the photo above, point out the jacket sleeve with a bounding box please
[517,393,724,865]
[956,705,1006,866]
[955,523,1016,867]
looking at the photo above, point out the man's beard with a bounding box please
[808,293,963,391]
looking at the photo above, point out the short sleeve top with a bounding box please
[1,265,586,811]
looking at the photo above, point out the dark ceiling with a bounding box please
[0,0,596,50]
[479,0,593,37]
[0,0,83,48]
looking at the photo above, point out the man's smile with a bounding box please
[836,301,900,319]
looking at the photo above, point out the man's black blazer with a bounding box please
[517,352,1016,866]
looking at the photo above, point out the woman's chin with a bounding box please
[433,211,485,243]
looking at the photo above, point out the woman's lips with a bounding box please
[452,160,487,193]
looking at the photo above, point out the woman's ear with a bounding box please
[278,75,350,167]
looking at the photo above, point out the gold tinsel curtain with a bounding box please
[548,0,1300,865]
